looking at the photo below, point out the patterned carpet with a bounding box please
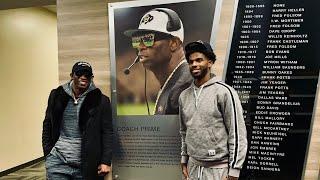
[0,161,45,180]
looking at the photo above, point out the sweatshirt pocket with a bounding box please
[185,127,220,160]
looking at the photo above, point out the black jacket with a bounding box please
[42,86,113,180]
[154,61,193,114]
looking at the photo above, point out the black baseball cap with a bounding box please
[185,40,216,63]
[72,61,93,76]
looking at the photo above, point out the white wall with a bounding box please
[0,7,58,171]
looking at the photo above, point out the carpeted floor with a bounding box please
[0,161,45,180]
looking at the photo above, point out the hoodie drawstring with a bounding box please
[197,166,204,180]
[193,85,204,108]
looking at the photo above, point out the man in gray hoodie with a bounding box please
[179,41,247,180]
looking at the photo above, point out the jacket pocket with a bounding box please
[185,127,220,160]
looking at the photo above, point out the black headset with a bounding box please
[151,8,181,32]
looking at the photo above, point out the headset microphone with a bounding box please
[123,56,140,75]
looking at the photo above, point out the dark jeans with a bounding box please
[45,148,83,180]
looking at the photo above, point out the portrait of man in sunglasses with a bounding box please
[124,8,193,115]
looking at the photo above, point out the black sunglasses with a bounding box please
[74,70,93,78]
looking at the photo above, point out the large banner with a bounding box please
[108,0,222,179]
[224,0,320,179]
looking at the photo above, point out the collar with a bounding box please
[153,60,187,114]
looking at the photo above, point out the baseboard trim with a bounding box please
[0,156,45,177]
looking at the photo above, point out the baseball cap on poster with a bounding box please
[124,8,184,42]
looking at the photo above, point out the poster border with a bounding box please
[108,0,223,117]
[222,0,239,81]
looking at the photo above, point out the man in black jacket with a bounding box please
[42,61,113,180]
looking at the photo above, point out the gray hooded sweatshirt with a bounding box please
[179,75,247,177]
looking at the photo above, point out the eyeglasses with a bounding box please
[75,70,93,78]
[132,33,155,48]
[131,33,173,48]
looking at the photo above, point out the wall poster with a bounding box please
[108,0,222,179]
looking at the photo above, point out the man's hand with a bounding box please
[223,175,238,180]
[98,164,111,176]
[181,163,189,180]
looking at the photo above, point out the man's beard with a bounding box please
[192,67,208,80]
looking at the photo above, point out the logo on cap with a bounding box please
[196,40,204,44]
[140,14,154,25]
[77,62,91,68]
